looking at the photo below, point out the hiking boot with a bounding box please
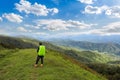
[40,64,43,67]
[34,64,38,67]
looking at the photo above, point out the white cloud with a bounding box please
[24,24,40,29]
[103,22,120,33]
[53,22,120,37]
[0,17,3,22]
[78,0,94,4]
[88,22,120,35]
[15,0,59,16]
[34,32,48,35]
[105,6,120,18]
[2,13,23,23]
[19,21,120,36]
[51,8,59,15]
[51,22,120,36]
[84,5,120,18]
[39,19,69,31]
[35,19,94,31]
[17,27,28,32]
[84,5,108,14]
[67,20,95,29]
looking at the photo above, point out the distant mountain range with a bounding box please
[41,35,120,44]
[14,34,120,44]
[50,40,120,55]
[1,35,120,55]
[69,35,120,44]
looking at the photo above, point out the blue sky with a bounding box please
[0,0,120,40]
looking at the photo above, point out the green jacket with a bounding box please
[38,45,45,56]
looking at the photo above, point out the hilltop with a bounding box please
[0,49,106,80]
[1,35,120,80]
[0,35,107,80]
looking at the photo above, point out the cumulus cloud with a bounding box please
[0,17,3,22]
[17,27,28,32]
[103,22,120,33]
[36,19,69,31]
[54,22,120,36]
[67,20,96,29]
[35,19,95,31]
[50,8,59,15]
[84,5,120,18]
[2,13,23,23]
[15,0,59,16]
[105,6,120,18]
[89,22,120,35]
[77,0,94,4]
[24,24,40,29]
[84,5,108,14]
[52,22,120,36]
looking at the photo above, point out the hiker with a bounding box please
[34,42,45,67]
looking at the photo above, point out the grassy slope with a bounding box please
[76,51,119,63]
[0,49,106,80]
[59,46,120,64]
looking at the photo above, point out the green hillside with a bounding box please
[59,46,120,64]
[76,51,119,63]
[0,36,37,49]
[0,49,106,80]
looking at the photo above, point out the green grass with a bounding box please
[57,45,120,64]
[76,51,114,63]
[0,49,107,80]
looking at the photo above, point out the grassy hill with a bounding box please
[58,46,120,64]
[1,35,120,80]
[0,49,106,80]
[76,51,117,63]
[0,36,37,49]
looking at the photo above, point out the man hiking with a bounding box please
[34,42,45,67]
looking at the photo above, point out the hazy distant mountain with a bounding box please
[51,40,120,55]
[46,35,120,44]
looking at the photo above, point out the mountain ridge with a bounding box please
[51,40,120,55]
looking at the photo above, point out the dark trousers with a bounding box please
[35,55,44,64]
